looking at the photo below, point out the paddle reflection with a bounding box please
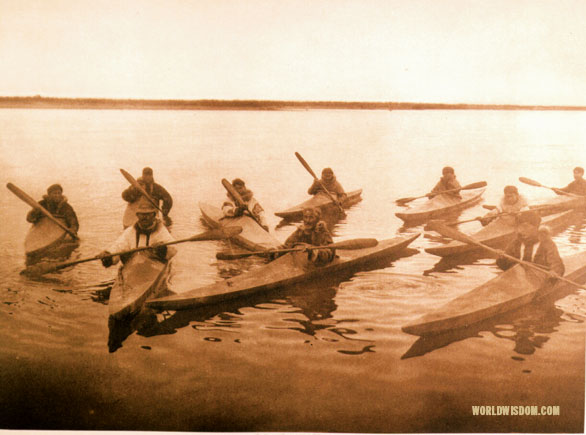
[424,251,496,275]
[402,287,583,360]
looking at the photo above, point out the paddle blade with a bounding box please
[395,196,418,205]
[519,177,542,187]
[482,204,497,210]
[330,238,378,250]
[461,181,487,190]
[294,152,318,179]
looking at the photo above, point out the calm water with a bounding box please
[0,108,585,432]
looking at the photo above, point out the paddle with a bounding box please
[519,177,581,197]
[22,226,243,277]
[6,182,79,240]
[221,178,267,232]
[120,168,164,214]
[395,181,487,205]
[294,152,346,214]
[426,219,586,291]
[216,238,378,260]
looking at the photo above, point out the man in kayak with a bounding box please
[98,199,176,267]
[480,185,529,226]
[122,167,173,220]
[556,166,586,196]
[284,207,335,266]
[496,211,564,277]
[26,184,79,236]
[428,166,462,199]
[222,178,269,231]
[308,168,347,203]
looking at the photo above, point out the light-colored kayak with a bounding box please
[109,251,171,320]
[395,188,485,224]
[274,189,363,220]
[24,216,78,258]
[146,233,420,311]
[425,210,577,257]
[402,250,586,336]
[199,202,281,252]
[529,194,586,215]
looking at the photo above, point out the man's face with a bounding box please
[443,172,455,182]
[302,210,318,228]
[322,171,334,182]
[518,222,538,241]
[574,170,584,181]
[504,192,519,205]
[137,212,156,228]
[48,190,63,203]
[142,174,154,185]
[234,184,247,196]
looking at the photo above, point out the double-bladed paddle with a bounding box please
[395,181,487,205]
[120,168,165,213]
[216,237,378,260]
[519,177,581,197]
[6,182,79,240]
[22,226,243,277]
[426,219,586,291]
[221,178,267,232]
[294,152,346,214]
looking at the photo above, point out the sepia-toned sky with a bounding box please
[1,0,585,104]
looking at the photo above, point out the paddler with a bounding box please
[98,198,176,267]
[308,168,347,202]
[555,166,586,196]
[26,183,79,236]
[222,178,269,231]
[122,167,173,219]
[480,185,529,226]
[284,207,335,266]
[428,166,462,199]
[496,211,564,277]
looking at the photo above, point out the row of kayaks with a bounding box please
[25,184,586,338]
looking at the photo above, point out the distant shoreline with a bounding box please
[0,96,585,111]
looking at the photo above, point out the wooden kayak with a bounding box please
[425,210,577,257]
[402,250,586,336]
[24,216,78,258]
[199,202,281,252]
[395,188,485,224]
[109,251,171,320]
[146,233,420,311]
[529,194,586,215]
[274,189,363,220]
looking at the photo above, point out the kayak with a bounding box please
[425,210,577,257]
[402,250,586,336]
[529,194,586,215]
[275,189,363,220]
[146,233,420,311]
[24,216,78,260]
[109,251,171,320]
[199,202,281,252]
[395,188,485,224]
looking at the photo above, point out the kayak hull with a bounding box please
[403,250,586,336]
[146,233,420,311]
[425,210,577,257]
[109,251,171,320]
[24,217,79,264]
[530,194,586,215]
[275,189,363,219]
[395,188,485,223]
[199,202,281,252]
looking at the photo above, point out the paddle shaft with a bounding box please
[221,178,266,231]
[519,177,581,197]
[6,183,79,240]
[217,238,378,260]
[396,181,487,205]
[120,168,164,213]
[294,152,345,213]
[428,221,586,290]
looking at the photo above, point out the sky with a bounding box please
[0,0,585,105]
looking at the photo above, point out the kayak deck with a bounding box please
[403,250,586,336]
[146,233,420,311]
[425,210,578,257]
[109,251,171,320]
[199,202,281,252]
[395,188,485,223]
[275,189,363,219]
